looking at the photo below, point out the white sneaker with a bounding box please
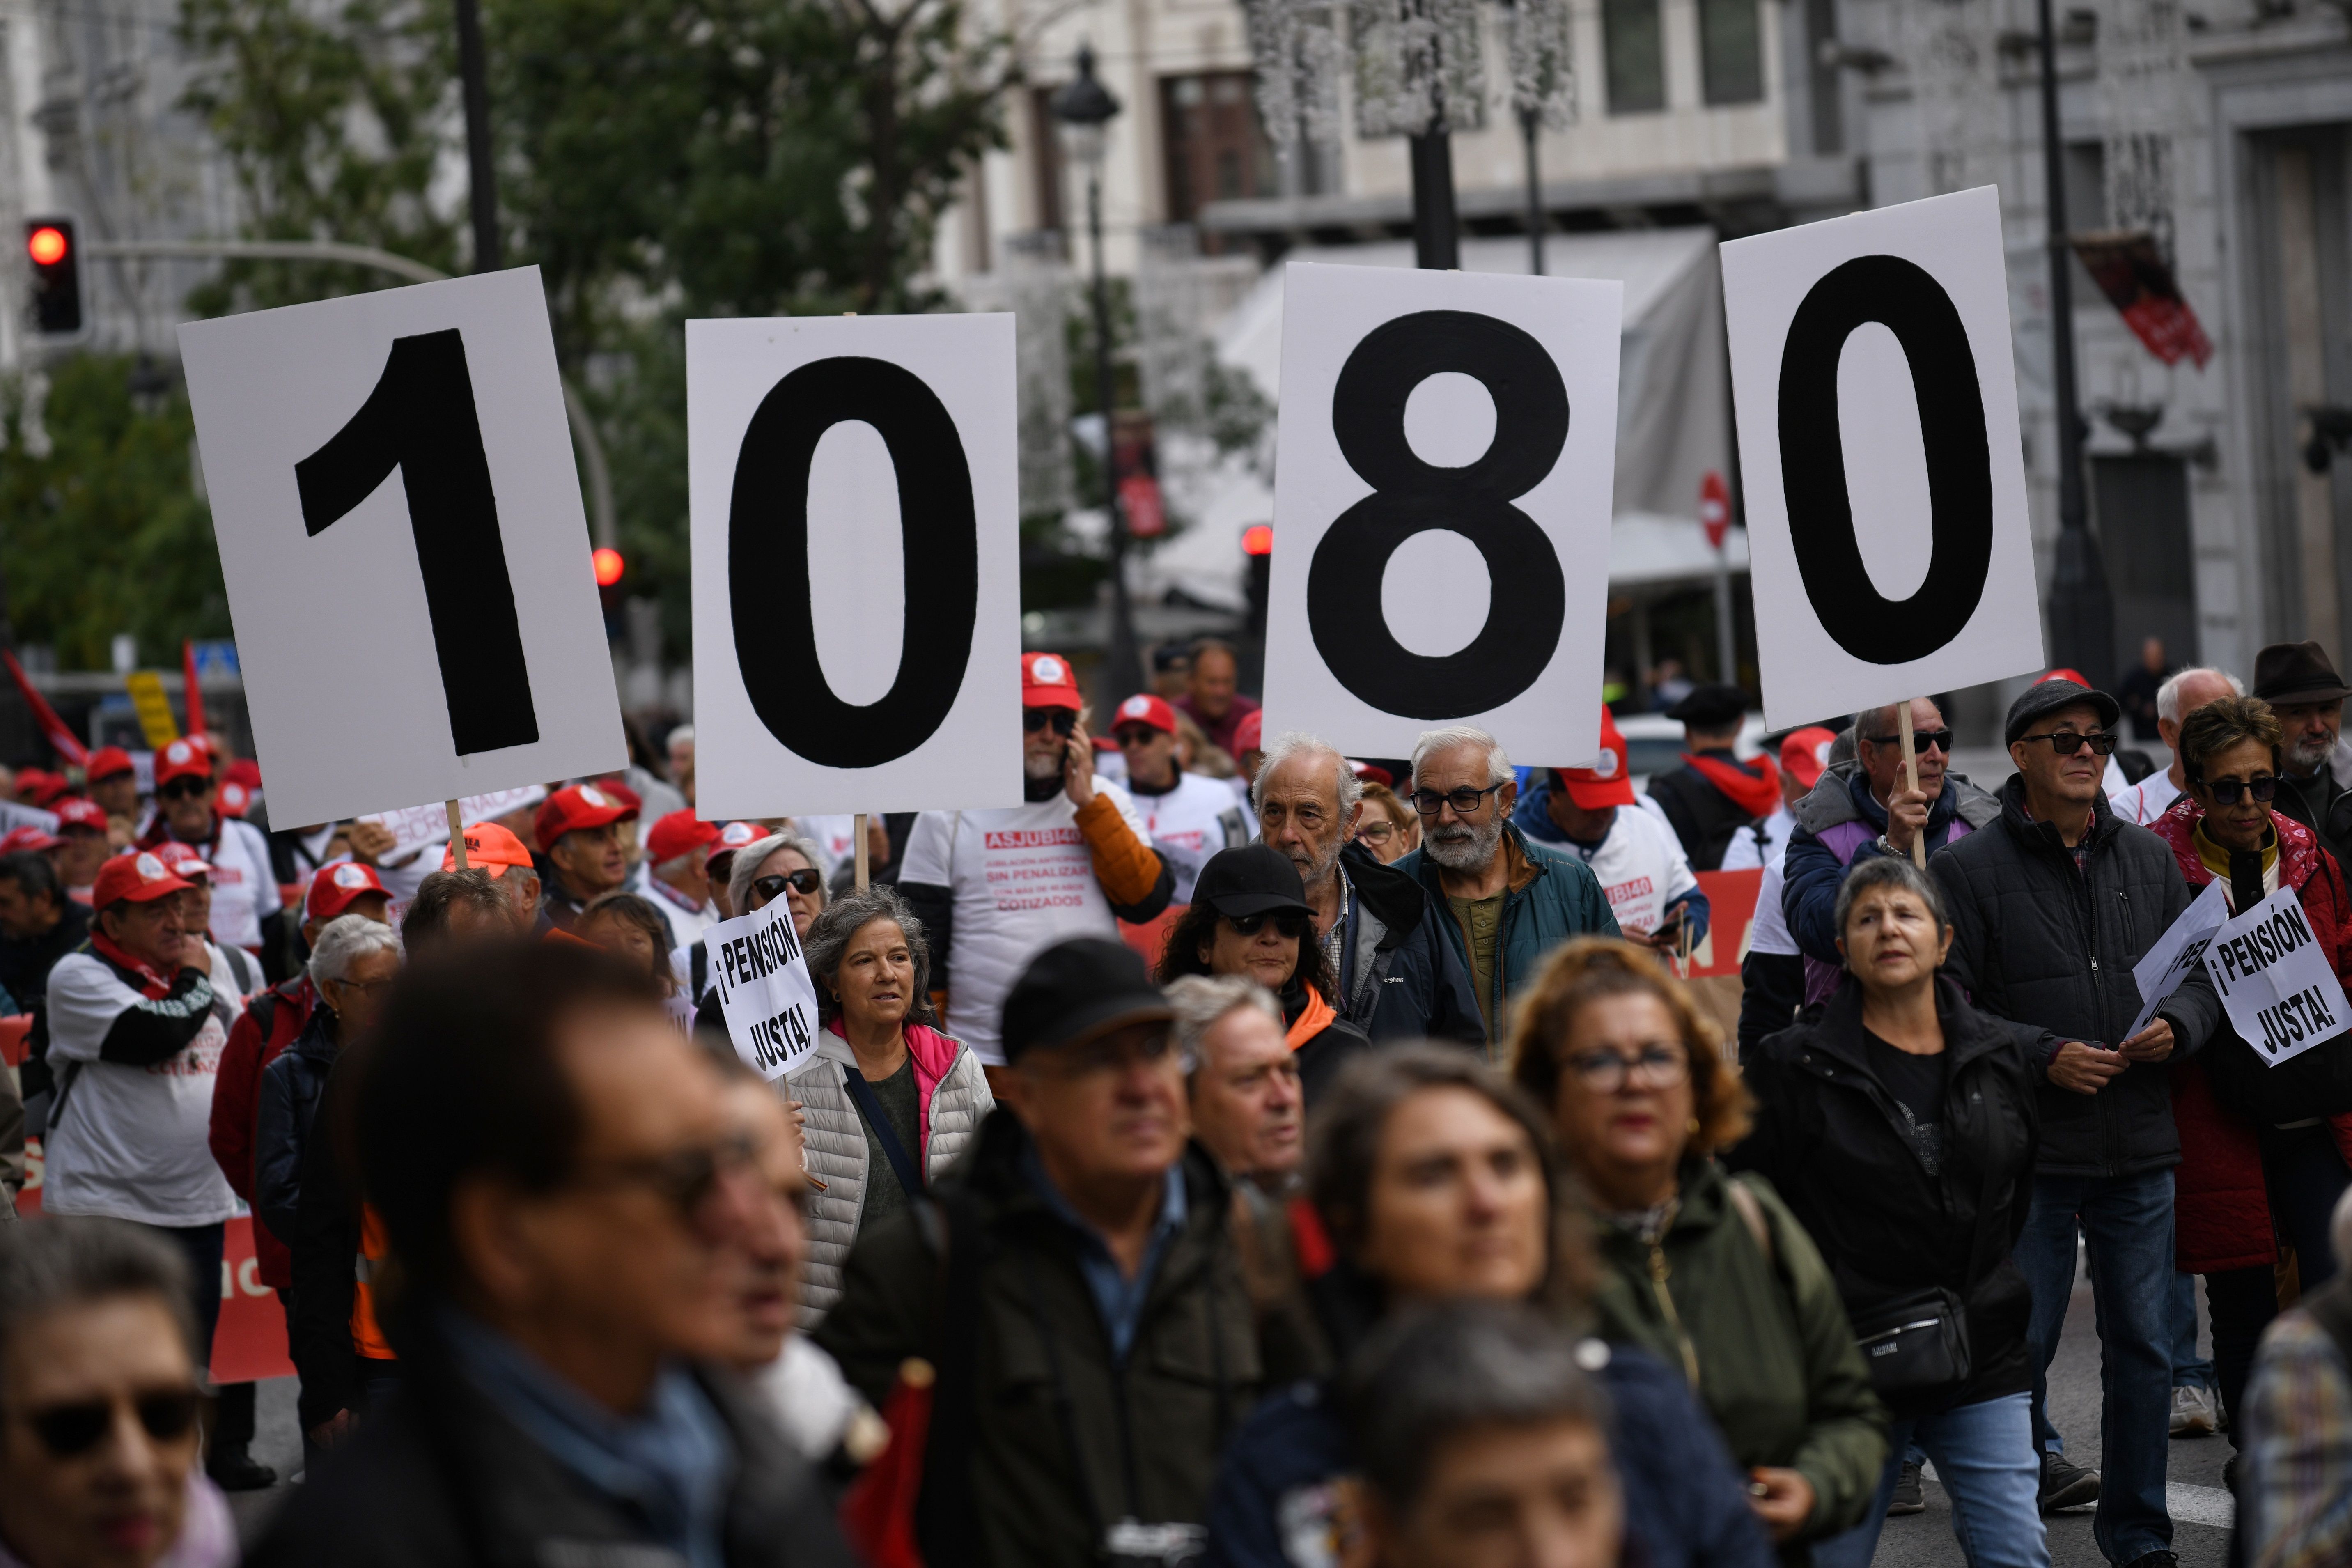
[2170,1385,2219,1437]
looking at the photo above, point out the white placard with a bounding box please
[1721,187,2045,731]
[704,899,823,1081]
[688,315,1023,818]
[358,786,550,861]
[2201,886,2352,1068]
[0,801,57,836]
[2126,879,2230,1042]
[180,269,625,828]
[1260,262,1622,764]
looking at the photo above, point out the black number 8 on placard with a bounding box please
[1309,311,1569,718]
[727,356,978,768]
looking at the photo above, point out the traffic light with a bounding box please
[24,218,80,337]
[1243,523,1272,637]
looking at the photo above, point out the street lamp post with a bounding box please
[454,0,500,272]
[2035,0,2114,689]
[1052,44,1145,706]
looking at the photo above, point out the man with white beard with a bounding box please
[2256,640,2352,868]
[1392,726,1619,1050]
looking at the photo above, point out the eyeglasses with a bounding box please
[1225,911,1309,939]
[1560,1045,1690,1093]
[2202,774,2279,806]
[1355,820,1396,844]
[157,779,209,801]
[2016,731,2120,756]
[1033,1027,1184,1079]
[1409,781,1508,817]
[752,868,824,903]
[574,1131,760,1219]
[1023,709,1078,737]
[21,1389,204,1459]
[1864,729,1954,753]
[1113,727,1161,748]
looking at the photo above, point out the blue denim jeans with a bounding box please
[1811,1393,2049,1568]
[2017,1170,2174,1565]
[2168,1270,2214,1390]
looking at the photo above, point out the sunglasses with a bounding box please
[2017,730,2120,757]
[1225,911,1309,939]
[1023,709,1078,737]
[576,1131,760,1219]
[156,779,210,801]
[1865,729,1955,753]
[2202,774,2279,806]
[752,869,824,902]
[22,1389,204,1459]
[1409,782,1507,817]
[1113,727,1162,748]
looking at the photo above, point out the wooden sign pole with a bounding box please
[1897,704,1927,869]
[446,799,468,870]
[854,812,870,890]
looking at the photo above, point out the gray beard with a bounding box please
[1296,833,1345,893]
[2288,735,2336,778]
[1425,816,1503,874]
[1024,751,1065,781]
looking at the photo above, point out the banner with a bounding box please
[704,898,823,1081]
[688,314,1023,817]
[2127,879,2230,1041]
[1261,262,1622,763]
[1721,187,2045,730]
[1680,868,1764,980]
[358,786,548,861]
[180,268,625,827]
[2201,887,2352,1069]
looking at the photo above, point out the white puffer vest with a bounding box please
[783,1023,993,1324]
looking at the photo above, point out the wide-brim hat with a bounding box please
[2253,641,2352,706]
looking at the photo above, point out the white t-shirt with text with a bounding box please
[1552,806,1700,939]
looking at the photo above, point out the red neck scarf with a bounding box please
[1682,752,1782,818]
[91,929,174,998]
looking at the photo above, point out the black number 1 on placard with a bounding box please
[295,329,540,755]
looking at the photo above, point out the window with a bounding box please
[1161,72,1276,222]
[1603,0,1665,114]
[1699,0,1763,104]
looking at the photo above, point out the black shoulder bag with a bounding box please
[1847,1158,2002,1398]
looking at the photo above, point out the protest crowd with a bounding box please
[15,620,2352,1568]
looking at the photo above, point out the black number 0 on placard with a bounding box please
[296,328,542,756]
[1309,311,1569,719]
[728,356,978,769]
[1776,255,1995,665]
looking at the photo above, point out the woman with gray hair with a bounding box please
[784,884,991,1322]
[730,832,829,941]
[253,914,402,1252]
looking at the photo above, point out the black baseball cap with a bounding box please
[1665,682,1751,730]
[1000,937,1174,1063]
[1191,843,1313,921]
[2004,677,2122,745]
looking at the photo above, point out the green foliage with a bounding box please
[0,358,229,668]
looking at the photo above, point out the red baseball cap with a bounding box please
[218,780,253,818]
[92,850,193,910]
[1349,760,1395,789]
[1021,652,1082,712]
[24,772,74,808]
[0,826,63,855]
[309,860,390,921]
[598,778,643,816]
[1779,726,1839,792]
[1109,693,1177,737]
[151,841,213,882]
[441,821,536,872]
[13,769,52,802]
[52,798,108,833]
[1557,711,1638,810]
[224,758,261,791]
[84,746,135,783]
[1234,711,1264,755]
[154,737,213,790]
[645,810,720,866]
[706,820,763,873]
[534,783,639,851]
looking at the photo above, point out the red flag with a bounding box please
[1,650,87,768]
[2071,232,2213,370]
[839,1359,936,1568]
[181,640,205,740]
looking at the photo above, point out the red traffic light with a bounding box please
[1242,524,1273,557]
[592,547,625,586]
[27,226,66,267]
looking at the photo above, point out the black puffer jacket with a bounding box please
[1930,777,2221,1178]
[1733,977,2047,1421]
[1332,843,1484,1047]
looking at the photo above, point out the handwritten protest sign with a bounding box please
[704,898,822,1081]
[358,786,548,860]
[2127,879,2230,1042]
[2201,886,2352,1069]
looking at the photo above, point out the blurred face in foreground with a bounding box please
[1003,1022,1189,1191]
[1371,1418,1623,1568]
[0,1293,203,1568]
[717,1077,808,1371]
[1186,1004,1302,1182]
[1356,1086,1546,1302]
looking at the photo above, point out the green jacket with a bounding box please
[814,1109,1263,1568]
[1590,1159,1888,1554]
[1398,821,1622,1046]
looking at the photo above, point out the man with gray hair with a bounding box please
[1167,975,1301,1190]
[1395,727,1617,1046]
[2111,666,2245,827]
[1251,732,1482,1046]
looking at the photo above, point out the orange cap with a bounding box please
[442,821,536,872]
